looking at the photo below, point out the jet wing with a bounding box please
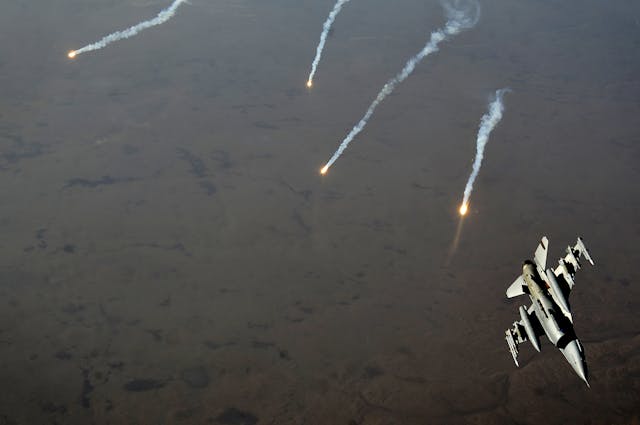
[505,305,545,366]
[552,237,595,298]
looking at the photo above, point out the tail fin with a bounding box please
[534,236,549,269]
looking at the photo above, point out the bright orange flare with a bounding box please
[306,80,313,88]
[320,165,328,175]
[67,51,77,59]
[459,203,468,216]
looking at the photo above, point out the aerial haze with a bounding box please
[0,0,639,423]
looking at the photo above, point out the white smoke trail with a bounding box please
[459,88,509,211]
[68,0,188,58]
[306,0,352,88]
[320,0,479,174]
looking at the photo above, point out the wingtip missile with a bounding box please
[505,329,520,366]
[576,237,595,266]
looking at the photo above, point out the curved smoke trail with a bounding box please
[307,0,352,87]
[320,0,480,174]
[460,88,509,210]
[68,0,188,58]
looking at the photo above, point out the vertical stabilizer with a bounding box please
[534,236,549,269]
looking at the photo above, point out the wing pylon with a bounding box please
[505,305,544,366]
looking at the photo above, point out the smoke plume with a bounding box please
[69,0,188,58]
[320,0,480,174]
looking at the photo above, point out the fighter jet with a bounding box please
[504,236,595,386]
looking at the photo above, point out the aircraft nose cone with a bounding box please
[563,340,589,386]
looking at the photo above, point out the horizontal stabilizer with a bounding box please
[506,275,527,298]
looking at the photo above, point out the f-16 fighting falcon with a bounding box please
[505,236,595,386]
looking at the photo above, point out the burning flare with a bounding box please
[460,88,509,211]
[459,203,468,216]
[68,0,188,58]
[306,0,352,87]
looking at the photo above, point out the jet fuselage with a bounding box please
[522,262,564,345]
[522,261,588,384]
